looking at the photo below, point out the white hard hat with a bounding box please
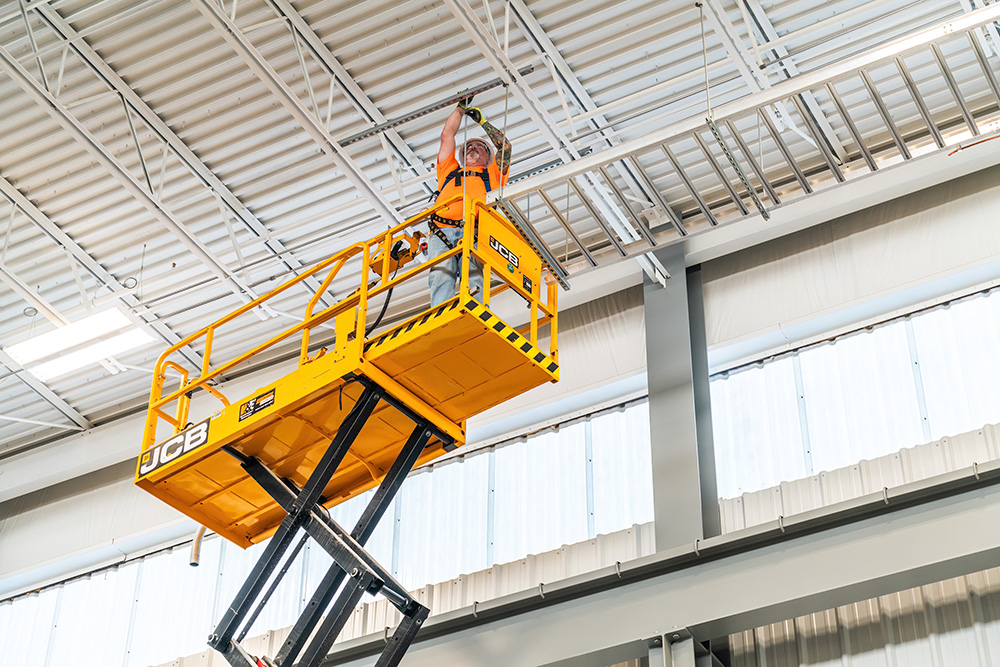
[459,138,495,165]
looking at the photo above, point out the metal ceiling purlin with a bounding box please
[757,107,812,193]
[691,130,750,216]
[535,188,597,267]
[0,44,268,318]
[967,31,1000,111]
[501,4,1000,199]
[824,81,878,172]
[0,349,91,430]
[660,142,718,225]
[894,56,945,148]
[859,68,912,159]
[741,0,849,162]
[0,177,206,373]
[789,95,845,183]
[442,0,679,273]
[32,3,331,302]
[508,0,659,246]
[701,0,815,151]
[721,118,780,205]
[190,0,404,227]
[929,43,979,136]
[261,0,436,198]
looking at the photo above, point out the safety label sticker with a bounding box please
[239,389,275,422]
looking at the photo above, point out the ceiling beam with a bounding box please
[0,175,206,371]
[262,0,435,196]
[0,349,91,430]
[737,0,848,162]
[508,0,660,243]
[191,0,404,226]
[502,3,1000,197]
[0,43,266,313]
[33,3,328,299]
[443,0,674,285]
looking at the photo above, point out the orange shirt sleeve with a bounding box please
[437,153,459,189]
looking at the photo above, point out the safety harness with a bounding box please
[428,166,492,249]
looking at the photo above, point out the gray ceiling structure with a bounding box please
[1,0,999,457]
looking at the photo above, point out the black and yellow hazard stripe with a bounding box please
[365,297,462,351]
[365,297,557,375]
[461,299,559,375]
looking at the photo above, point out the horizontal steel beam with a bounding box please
[192,0,403,226]
[324,460,1000,667]
[500,3,1000,199]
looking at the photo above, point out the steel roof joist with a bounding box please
[501,4,1000,197]
[190,0,404,228]
[0,43,267,319]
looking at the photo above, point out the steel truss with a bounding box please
[207,379,448,667]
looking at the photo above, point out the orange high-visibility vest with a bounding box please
[432,152,507,225]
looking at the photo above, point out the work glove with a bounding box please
[457,92,475,109]
[463,106,485,125]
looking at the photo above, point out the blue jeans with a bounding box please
[427,226,483,308]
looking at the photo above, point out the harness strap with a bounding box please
[429,166,492,203]
[428,215,458,250]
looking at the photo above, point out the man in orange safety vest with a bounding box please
[427,98,511,307]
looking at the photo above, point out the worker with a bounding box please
[427,98,512,307]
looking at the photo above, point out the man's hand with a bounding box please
[464,106,484,125]
[457,92,475,109]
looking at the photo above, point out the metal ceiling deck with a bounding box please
[1,0,998,456]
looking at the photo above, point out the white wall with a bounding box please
[703,164,1000,368]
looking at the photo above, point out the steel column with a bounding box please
[643,245,713,551]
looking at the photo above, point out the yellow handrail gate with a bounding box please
[135,198,560,667]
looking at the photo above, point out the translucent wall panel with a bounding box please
[710,356,806,496]
[798,322,925,473]
[1,400,653,666]
[128,542,222,667]
[493,423,589,565]
[395,453,489,589]
[48,563,137,667]
[709,289,1000,497]
[591,402,654,535]
[0,587,59,666]
[910,293,1000,440]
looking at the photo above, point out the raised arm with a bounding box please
[480,118,512,175]
[463,105,512,175]
[438,106,465,165]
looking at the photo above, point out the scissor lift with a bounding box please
[135,198,560,667]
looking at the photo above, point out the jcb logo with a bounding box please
[489,236,519,268]
[139,419,211,477]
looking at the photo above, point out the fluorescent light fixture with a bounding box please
[4,308,154,382]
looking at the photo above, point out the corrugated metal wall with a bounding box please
[722,425,1000,667]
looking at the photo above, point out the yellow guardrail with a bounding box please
[141,197,559,452]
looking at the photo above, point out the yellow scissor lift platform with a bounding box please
[135,197,560,667]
